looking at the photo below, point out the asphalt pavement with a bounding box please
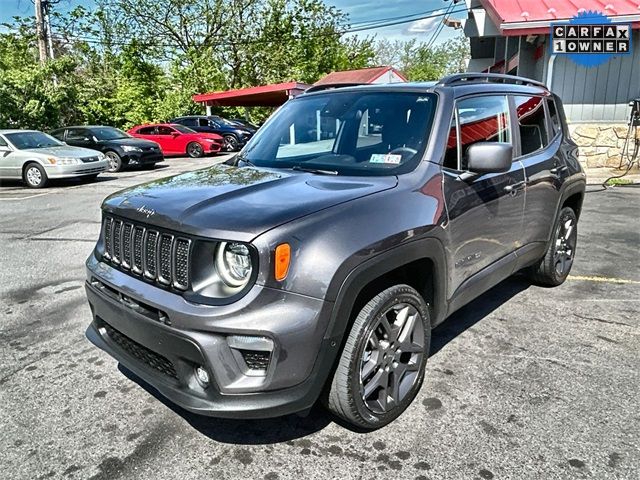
[1,159,639,480]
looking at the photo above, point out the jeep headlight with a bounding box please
[215,242,252,287]
[122,146,142,153]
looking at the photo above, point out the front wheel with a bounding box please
[24,163,49,188]
[105,151,123,172]
[223,135,239,152]
[187,142,204,158]
[527,206,578,286]
[326,284,430,429]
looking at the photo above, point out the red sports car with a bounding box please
[128,123,224,158]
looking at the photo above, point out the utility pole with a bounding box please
[34,0,48,64]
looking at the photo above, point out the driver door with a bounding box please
[0,135,20,179]
[442,94,526,306]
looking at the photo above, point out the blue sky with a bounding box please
[0,0,464,44]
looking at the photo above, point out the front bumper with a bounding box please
[123,151,164,166]
[45,160,109,178]
[84,253,339,418]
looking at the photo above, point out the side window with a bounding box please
[67,128,89,141]
[546,97,561,136]
[197,118,209,127]
[0,136,7,147]
[138,127,155,135]
[180,118,195,127]
[51,130,65,141]
[443,113,459,170]
[514,95,549,156]
[157,126,174,135]
[457,95,512,170]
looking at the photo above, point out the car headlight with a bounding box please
[215,242,252,288]
[47,157,81,165]
[122,146,142,153]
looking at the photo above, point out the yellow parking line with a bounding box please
[568,275,640,285]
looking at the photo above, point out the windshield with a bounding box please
[172,125,196,134]
[241,91,437,176]
[91,127,130,140]
[6,131,63,150]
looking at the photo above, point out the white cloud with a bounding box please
[403,11,444,35]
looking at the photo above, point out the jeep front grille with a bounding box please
[103,216,191,290]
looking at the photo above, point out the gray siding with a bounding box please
[550,31,640,123]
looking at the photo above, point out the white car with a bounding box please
[0,129,109,188]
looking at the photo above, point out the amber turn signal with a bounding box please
[274,243,291,281]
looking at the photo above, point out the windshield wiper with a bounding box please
[291,166,338,176]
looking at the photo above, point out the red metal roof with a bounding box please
[314,66,407,86]
[193,81,311,107]
[482,0,640,35]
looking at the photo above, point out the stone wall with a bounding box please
[568,124,631,168]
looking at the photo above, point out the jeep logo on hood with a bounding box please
[137,205,156,218]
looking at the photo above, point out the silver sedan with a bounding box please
[0,129,109,188]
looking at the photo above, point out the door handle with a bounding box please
[504,181,525,193]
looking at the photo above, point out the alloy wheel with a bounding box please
[554,217,576,275]
[106,152,121,172]
[224,135,239,152]
[359,303,425,414]
[187,143,204,158]
[26,166,42,187]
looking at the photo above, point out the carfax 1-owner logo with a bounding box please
[551,11,632,67]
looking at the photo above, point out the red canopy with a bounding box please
[482,0,640,35]
[193,82,311,107]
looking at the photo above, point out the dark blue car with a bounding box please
[170,115,253,152]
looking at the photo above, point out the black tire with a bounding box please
[223,134,239,152]
[187,142,204,158]
[23,162,48,188]
[105,151,123,172]
[527,206,578,286]
[326,284,430,430]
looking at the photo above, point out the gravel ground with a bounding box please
[0,160,638,480]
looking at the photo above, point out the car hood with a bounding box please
[22,145,100,158]
[102,165,397,242]
[191,132,223,141]
[99,137,159,148]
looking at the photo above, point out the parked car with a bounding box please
[85,74,586,429]
[0,129,108,188]
[50,125,163,173]
[170,115,253,152]
[128,123,223,158]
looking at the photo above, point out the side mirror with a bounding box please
[172,132,180,137]
[466,142,513,175]
[0,146,12,157]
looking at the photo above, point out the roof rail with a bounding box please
[437,73,547,89]
[305,83,366,93]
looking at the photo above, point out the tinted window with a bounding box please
[547,97,561,136]
[180,118,196,127]
[443,113,459,170]
[67,128,90,141]
[514,96,548,156]
[456,95,512,170]
[90,127,129,140]
[198,118,210,127]
[138,127,156,135]
[243,91,437,176]
[50,129,65,140]
[157,126,175,135]
[0,136,7,147]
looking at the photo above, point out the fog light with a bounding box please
[195,365,210,386]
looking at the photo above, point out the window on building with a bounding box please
[456,95,512,170]
[514,95,549,156]
[546,97,562,136]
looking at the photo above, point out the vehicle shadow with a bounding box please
[118,275,531,443]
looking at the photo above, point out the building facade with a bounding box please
[463,0,640,167]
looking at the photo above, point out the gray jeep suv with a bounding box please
[85,74,586,429]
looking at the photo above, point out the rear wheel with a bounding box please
[187,142,204,158]
[326,284,430,429]
[223,135,239,152]
[23,163,48,188]
[105,151,123,172]
[527,206,578,286]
